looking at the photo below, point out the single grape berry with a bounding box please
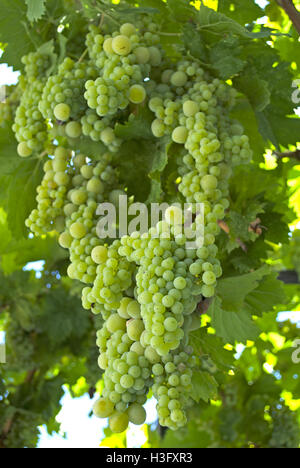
[54,103,71,122]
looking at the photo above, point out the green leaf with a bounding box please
[0,124,20,175]
[183,23,207,62]
[244,274,286,316]
[196,5,270,38]
[216,266,269,313]
[0,159,43,239]
[209,36,245,80]
[234,74,271,112]
[190,327,234,370]
[114,108,154,140]
[25,0,46,22]
[0,0,38,69]
[209,296,260,344]
[191,370,218,403]
[218,0,264,26]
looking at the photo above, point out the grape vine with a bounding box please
[9,11,280,436]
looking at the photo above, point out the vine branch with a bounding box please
[276,0,300,35]
[274,149,300,161]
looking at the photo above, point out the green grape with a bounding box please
[106,314,126,333]
[129,85,146,104]
[120,23,136,37]
[91,246,108,264]
[128,403,147,425]
[112,35,132,56]
[93,398,114,418]
[70,222,87,239]
[17,142,32,157]
[54,103,71,121]
[172,126,188,144]
[127,319,144,341]
[66,121,82,138]
[109,412,129,433]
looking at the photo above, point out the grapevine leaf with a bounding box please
[196,5,271,38]
[25,0,46,22]
[0,0,38,69]
[244,274,286,316]
[183,23,207,62]
[189,327,234,370]
[191,370,218,403]
[216,266,269,313]
[0,125,20,175]
[209,36,245,80]
[114,108,154,140]
[209,296,260,344]
[0,159,43,239]
[234,74,271,112]
[217,0,264,26]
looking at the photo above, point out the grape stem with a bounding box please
[78,48,88,64]
[274,148,300,162]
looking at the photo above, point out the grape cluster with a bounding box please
[17,17,253,435]
[39,58,98,130]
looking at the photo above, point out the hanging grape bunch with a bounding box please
[13,13,252,434]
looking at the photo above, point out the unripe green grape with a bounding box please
[91,246,108,264]
[53,159,67,172]
[144,346,160,364]
[109,412,129,433]
[171,71,187,87]
[112,35,132,56]
[120,23,136,37]
[69,222,86,239]
[54,103,70,121]
[153,363,164,376]
[127,319,144,341]
[54,172,70,186]
[165,206,183,226]
[98,353,108,370]
[103,37,113,54]
[71,189,87,205]
[17,142,32,157]
[172,126,188,144]
[59,231,73,249]
[130,342,145,356]
[149,47,161,66]
[183,100,199,117]
[127,300,141,319]
[120,374,134,389]
[66,121,82,138]
[118,297,132,319]
[87,177,104,194]
[107,314,126,333]
[164,317,178,332]
[201,175,218,191]
[81,165,94,179]
[101,128,115,145]
[134,47,150,64]
[173,277,187,290]
[151,119,165,138]
[109,189,126,206]
[93,398,114,418]
[128,403,146,425]
[129,85,146,104]
[202,271,216,285]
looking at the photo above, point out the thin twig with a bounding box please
[274,149,300,161]
[276,0,300,35]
